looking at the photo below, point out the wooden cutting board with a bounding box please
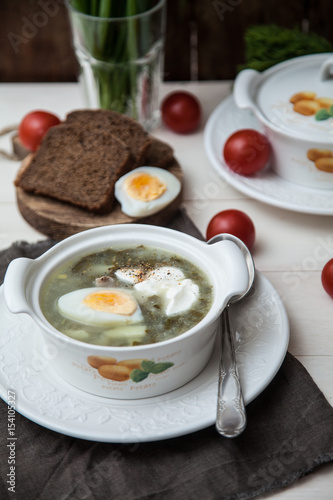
[16,159,183,240]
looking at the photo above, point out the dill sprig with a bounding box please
[239,25,332,72]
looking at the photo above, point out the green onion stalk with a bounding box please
[68,0,160,120]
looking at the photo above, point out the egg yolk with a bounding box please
[83,291,137,316]
[124,173,166,201]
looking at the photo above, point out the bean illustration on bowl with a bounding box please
[307,148,333,173]
[87,355,117,369]
[289,91,317,103]
[98,364,132,382]
[290,91,333,120]
[117,359,147,370]
[314,157,333,173]
[87,356,174,383]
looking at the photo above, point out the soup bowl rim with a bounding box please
[4,223,242,353]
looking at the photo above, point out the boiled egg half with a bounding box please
[114,166,181,217]
[57,287,143,326]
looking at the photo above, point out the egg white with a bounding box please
[57,287,143,326]
[115,268,145,284]
[114,166,181,217]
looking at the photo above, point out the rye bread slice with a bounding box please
[66,109,151,168]
[14,124,132,214]
[144,138,174,168]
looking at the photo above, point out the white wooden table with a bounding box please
[0,82,332,499]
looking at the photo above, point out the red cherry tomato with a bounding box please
[18,111,61,152]
[161,91,201,133]
[223,129,271,176]
[321,258,333,297]
[206,209,256,250]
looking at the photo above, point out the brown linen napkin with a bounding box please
[1,209,333,500]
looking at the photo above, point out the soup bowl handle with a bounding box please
[4,257,34,314]
[234,68,260,110]
[205,239,249,305]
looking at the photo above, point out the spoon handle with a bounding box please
[216,306,247,437]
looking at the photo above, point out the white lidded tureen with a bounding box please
[3,224,249,400]
[234,53,333,189]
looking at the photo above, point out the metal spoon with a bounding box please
[208,234,255,438]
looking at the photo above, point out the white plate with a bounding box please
[204,95,333,215]
[0,272,289,443]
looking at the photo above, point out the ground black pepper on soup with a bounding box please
[40,245,213,346]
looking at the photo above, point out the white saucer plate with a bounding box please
[204,95,333,215]
[0,272,289,443]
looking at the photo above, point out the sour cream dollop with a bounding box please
[134,266,199,316]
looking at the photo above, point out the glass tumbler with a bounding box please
[66,0,166,131]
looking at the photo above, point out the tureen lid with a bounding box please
[236,53,333,141]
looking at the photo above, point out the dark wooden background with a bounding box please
[1,0,332,82]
